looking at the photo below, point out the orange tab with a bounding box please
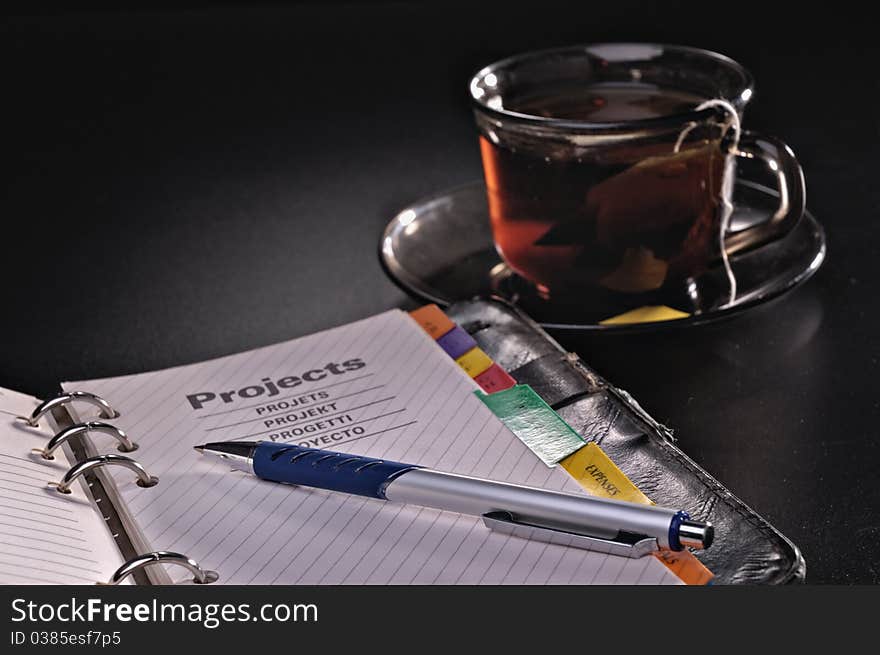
[654,549,715,586]
[409,304,455,340]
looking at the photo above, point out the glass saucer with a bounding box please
[380,179,826,332]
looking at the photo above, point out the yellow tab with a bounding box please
[455,347,493,378]
[560,443,653,504]
[561,443,714,585]
[599,305,690,326]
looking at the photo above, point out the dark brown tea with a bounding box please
[480,83,725,297]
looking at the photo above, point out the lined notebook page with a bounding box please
[0,387,124,584]
[66,310,679,584]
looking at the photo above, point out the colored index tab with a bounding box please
[474,363,517,394]
[560,443,653,504]
[560,442,714,585]
[456,347,493,378]
[599,305,690,326]
[654,549,715,586]
[409,304,455,339]
[477,384,585,466]
[436,326,478,359]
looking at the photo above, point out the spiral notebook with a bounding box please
[0,309,684,585]
[0,388,129,585]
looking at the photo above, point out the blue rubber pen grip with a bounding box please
[252,442,420,499]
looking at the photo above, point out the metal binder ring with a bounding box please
[18,391,120,428]
[100,551,219,585]
[50,454,158,494]
[35,422,138,460]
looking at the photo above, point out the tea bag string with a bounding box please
[674,99,741,305]
[701,99,741,305]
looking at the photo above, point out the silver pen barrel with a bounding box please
[195,441,713,550]
[384,468,695,549]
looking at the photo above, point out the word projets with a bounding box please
[185,359,366,410]
[255,391,330,416]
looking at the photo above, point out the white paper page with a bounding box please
[0,387,124,584]
[65,310,679,585]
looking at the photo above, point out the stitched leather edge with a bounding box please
[450,295,807,584]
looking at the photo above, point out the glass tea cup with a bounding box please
[469,44,805,305]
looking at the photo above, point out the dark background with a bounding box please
[2,1,877,584]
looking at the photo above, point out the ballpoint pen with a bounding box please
[195,440,714,553]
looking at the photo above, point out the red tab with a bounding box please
[474,364,517,393]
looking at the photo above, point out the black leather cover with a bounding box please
[447,297,806,585]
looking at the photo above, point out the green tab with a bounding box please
[476,385,586,466]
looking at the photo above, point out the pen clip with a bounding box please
[482,511,659,559]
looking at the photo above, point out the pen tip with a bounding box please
[193,445,205,454]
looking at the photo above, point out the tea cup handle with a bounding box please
[724,130,806,256]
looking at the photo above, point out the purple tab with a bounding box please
[435,325,478,359]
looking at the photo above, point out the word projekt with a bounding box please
[185,359,366,410]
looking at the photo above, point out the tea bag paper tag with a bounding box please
[599,305,690,325]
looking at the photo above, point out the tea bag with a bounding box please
[534,100,741,300]
[535,145,724,293]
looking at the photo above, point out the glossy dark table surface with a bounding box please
[3,3,877,583]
